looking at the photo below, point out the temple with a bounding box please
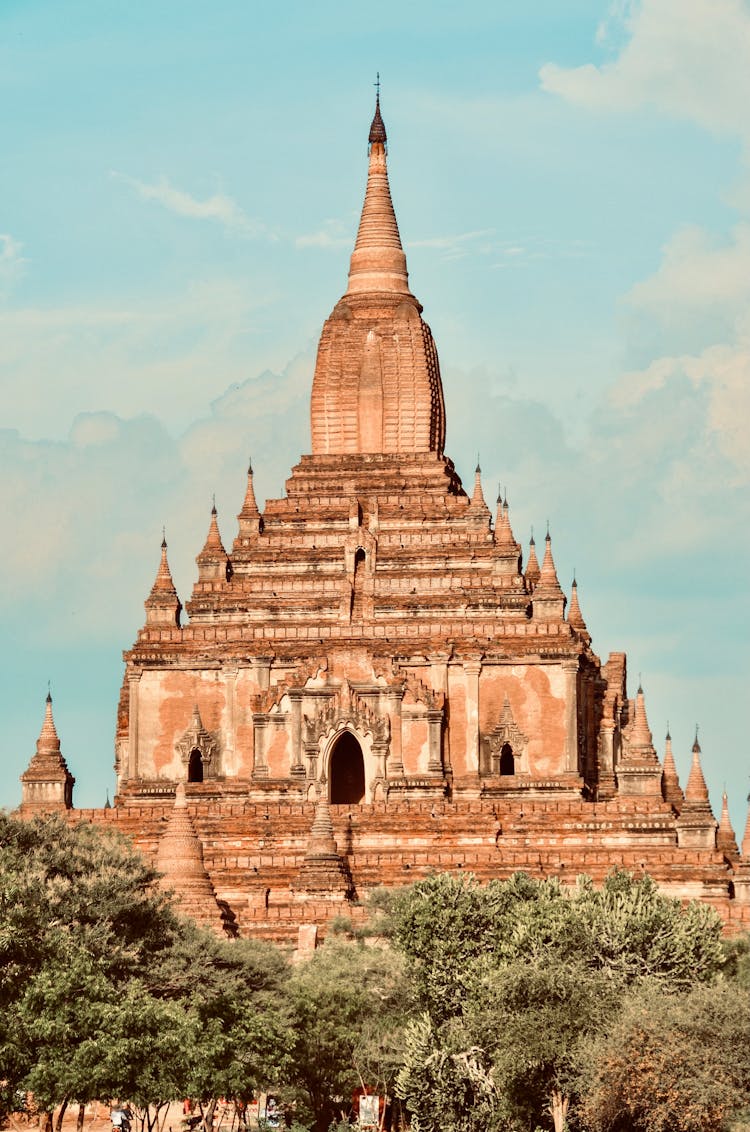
[18,94,750,940]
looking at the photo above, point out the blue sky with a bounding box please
[2,0,749,835]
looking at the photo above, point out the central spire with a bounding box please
[346,91,411,296]
[309,90,446,456]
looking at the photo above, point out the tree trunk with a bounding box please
[202,1100,216,1132]
[549,1088,569,1132]
[76,1104,85,1132]
[55,1099,70,1132]
[40,1112,53,1132]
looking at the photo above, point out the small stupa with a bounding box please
[156,783,236,936]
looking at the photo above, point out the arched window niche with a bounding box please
[187,748,204,783]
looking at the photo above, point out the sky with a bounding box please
[1,0,749,834]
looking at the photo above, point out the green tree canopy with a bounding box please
[390,869,725,1132]
[0,812,183,1117]
[0,812,290,1128]
[284,938,411,1132]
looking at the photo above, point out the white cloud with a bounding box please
[627,223,750,319]
[610,340,750,482]
[406,230,586,267]
[0,279,276,439]
[613,213,750,486]
[408,229,496,257]
[540,0,750,143]
[295,219,353,249]
[619,222,750,356]
[112,172,268,237]
[0,233,26,295]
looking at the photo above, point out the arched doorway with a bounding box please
[329,731,365,804]
[499,742,514,776]
[187,748,204,783]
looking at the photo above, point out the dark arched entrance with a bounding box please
[499,742,515,776]
[187,748,204,783]
[329,731,365,804]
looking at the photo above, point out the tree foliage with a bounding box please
[0,812,183,1117]
[578,981,750,1132]
[0,812,289,1126]
[390,869,726,1132]
[2,814,745,1132]
[390,870,723,1015]
[395,1013,501,1132]
[284,939,411,1132]
[469,959,619,1132]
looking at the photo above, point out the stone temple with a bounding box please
[18,95,750,940]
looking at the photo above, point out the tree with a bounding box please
[0,812,184,1122]
[470,960,619,1132]
[146,923,292,1126]
[567,871,723,989]
[388,871,508,1024]
[283,939,411,1132]
[395,1013,502,1132]
[719,931,750,989]
[389,870,725,1132]
[578,982,750,1132]
[389,871,724,1018]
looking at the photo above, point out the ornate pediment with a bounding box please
[303,685,390,746]
[176,705,219,777]
[487,694,528,753]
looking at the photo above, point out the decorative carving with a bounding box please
[483,695,528,773]
[402,672,445,710]
[251,684,287,714]
[295,657,329,688]
[114,735,127,776]
[487,695,527,753]
[302,685,390,747]
[372,657,399,682]
[176,705,220,779]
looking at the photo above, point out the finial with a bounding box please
[475,452,481,474]
[248,456,253,475]
[666,720,671,740]
[638,672,642,693]
[693,724,701,752]
[530,525,535,546]
[211,493,216,515]
[161,525,167,548]
[546,519,550,541]
[46,680,51,704]
[497,481,502,503]
[503,486,508,508]
[368,76,387,147]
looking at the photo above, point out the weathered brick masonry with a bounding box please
[19,95,750,940]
